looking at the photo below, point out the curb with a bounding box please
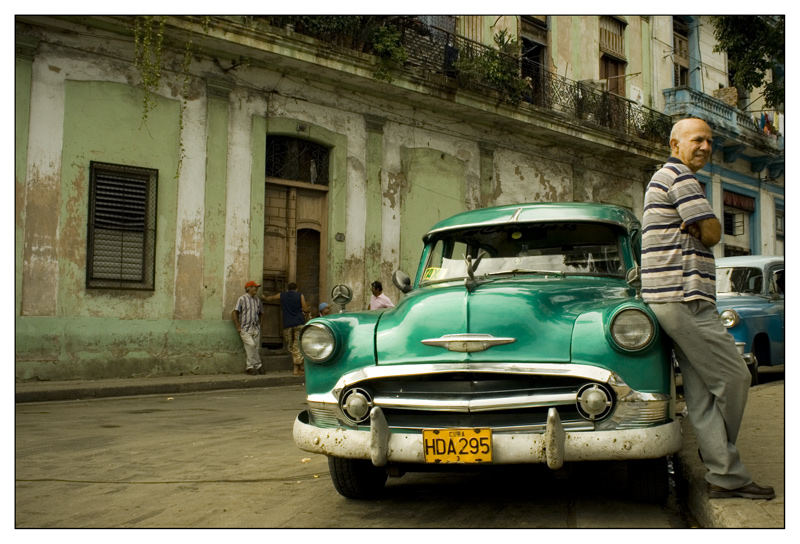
[674,381,784,528]
[15,373,306,403]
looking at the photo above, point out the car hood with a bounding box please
[716,293,772,311]
[375,277,632,365]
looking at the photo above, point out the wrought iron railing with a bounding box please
[264,17,673,145]
[398,25,672,145]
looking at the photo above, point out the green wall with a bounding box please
[15,56,32,319]
[399,148,467,276]
[202,91,230,321]
[58,80,180,319]
[16,80,247,380]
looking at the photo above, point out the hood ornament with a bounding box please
[421,333,516,353]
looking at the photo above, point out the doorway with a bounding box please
[262,182,328,347]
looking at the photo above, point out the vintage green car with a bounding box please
[293,202,680,501]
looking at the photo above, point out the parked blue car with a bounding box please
[716,256,785,385]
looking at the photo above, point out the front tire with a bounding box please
[328,456,388,499]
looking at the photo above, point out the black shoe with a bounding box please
[709,482,776,500]
[257,366,266,375]
[245,368,257,375]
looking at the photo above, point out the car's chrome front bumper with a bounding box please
[293,406,682,469]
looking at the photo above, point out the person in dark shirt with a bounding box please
[262,283,310,375]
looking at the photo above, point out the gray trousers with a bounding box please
[240,329,262,370]
[649,300,752,489]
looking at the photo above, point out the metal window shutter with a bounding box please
[90,172,148,281]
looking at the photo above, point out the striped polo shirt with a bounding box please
[235,293,263,333]
[641,157,718,304]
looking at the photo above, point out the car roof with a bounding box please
[423,202,640,241]
[715,255,784,269]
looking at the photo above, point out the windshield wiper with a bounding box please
[562,271,623,278]
[485,269,566,278]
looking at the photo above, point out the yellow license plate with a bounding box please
[422,428,492,464]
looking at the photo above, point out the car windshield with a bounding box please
[421,222,626,285]
[716,267,764,294]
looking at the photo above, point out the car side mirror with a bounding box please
[392,270,412,293]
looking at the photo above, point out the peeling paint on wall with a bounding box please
[173,91,208,320]
[222,89,259,317]
[493,149,573,205]
[21,55,66,317]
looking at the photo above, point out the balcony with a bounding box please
[663,86,784,155]
[405,25,672,145]
[260,17,672,146]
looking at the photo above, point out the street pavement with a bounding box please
[16,370,785,528]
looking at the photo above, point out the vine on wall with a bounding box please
[133,16,166,125]
[133,16,197,179]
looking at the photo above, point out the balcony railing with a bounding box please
[400,24,672,145]
[663,86,783,149]
[262,18,673,145]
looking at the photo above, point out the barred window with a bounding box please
[86,161,157,290]
[673,17,690,86]
[723,211,745,237]
[599,17,627,97]
[266,136,330,185]
[599,16,626,59]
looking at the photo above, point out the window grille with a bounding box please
[266,136,330,185]
[723,211,745,237]
[599,16,625,59]
[673,17,690,86]
[86,162,157,290]
[459,16,483,44]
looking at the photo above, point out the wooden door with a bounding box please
[262,180,328,347]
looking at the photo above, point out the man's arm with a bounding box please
[261,293,281,303]
[301,294,310,313]
[232,309,241,331]
[684,217,722,248]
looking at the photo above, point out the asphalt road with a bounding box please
[16,385,695,528]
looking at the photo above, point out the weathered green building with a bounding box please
[15,16,782,381]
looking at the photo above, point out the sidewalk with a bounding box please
[15,372,784,528]
[675,380,785,528]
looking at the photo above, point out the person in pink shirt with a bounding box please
[368,280,395,310]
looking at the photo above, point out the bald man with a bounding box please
[641,117,774,500]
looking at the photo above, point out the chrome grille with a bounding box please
[339,372,614,431]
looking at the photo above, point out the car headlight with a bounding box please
[610,308,655,351]
[719,309,740,328]
[300,323,336,362]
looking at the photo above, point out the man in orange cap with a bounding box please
[232,280,264,375]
